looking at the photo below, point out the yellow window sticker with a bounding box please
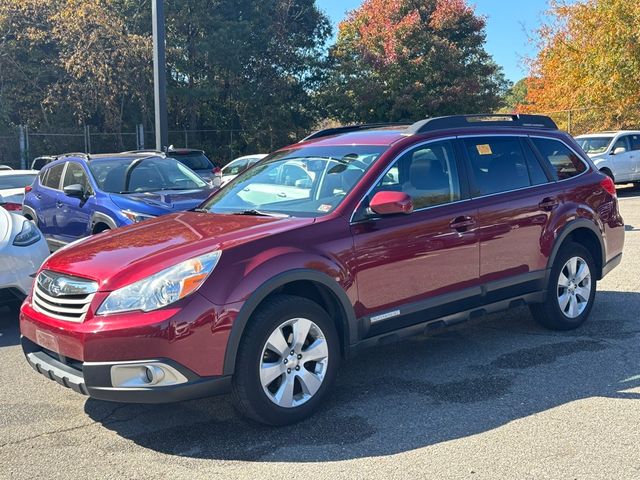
[476,144,493,155]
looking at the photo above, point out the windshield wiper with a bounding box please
[193,208,209,213]
[233,209,290,218]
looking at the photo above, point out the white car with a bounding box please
[219,154,268,186]
[0,169,39,213]
[575,131,640,183]
[0,208,49,312]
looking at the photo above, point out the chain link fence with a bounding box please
[0,125,269,169]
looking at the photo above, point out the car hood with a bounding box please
[42,212,315,290]
[109,189,213,213]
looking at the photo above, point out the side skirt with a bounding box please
[350,290,545,356]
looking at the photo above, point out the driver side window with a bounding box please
[370,141,461,210]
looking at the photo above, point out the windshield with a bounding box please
[89,156,208,194]
[172,153,213,170]
[0,174,37,189]
[577,137,613,154]
[200,146,388,217]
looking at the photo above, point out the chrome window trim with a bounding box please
[349,133,591,224]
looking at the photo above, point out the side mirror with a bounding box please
[63,184,85,199]
[612,147,626,155]
[369,191,413,216]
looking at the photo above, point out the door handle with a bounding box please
[450,216,476,232]
[277,192,287,198]
[539,197,559,211]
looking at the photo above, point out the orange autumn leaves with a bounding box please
[523,0,640,130]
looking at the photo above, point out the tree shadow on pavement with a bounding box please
[85,290,640,462]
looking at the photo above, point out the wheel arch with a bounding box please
[222,269,357,376]
[22,205,38,223]
[547,219,605,280]
[90,212,117,233]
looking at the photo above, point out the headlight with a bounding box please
[122,210,156,223]
[96,251,221,315]
[13,220,41,247]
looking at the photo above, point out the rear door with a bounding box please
[628,134,640,179]
[461,135,558,295]
[56,161,94,242]
[351,139,480,335]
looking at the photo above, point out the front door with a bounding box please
[56,161,94,243]
[610,135,636,182]
[351,140,479,334]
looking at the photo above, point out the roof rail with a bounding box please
[55,152,91,161]
[121,149,163,154]
[301,122,413,142]
[407,114,558,135]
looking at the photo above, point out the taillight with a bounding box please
[212,167,222,176]
[1,202,22,212]
[600,176,616,197]
[25,185,32,193]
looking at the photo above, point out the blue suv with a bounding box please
[23,153,214,250]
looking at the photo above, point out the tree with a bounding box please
[319,0,508,123]
[524,0,640,132]
[500,78,528,113]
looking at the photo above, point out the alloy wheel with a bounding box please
[259,317,329,408]
[557,256,592,319]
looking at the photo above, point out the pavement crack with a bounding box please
[0,404,129,450]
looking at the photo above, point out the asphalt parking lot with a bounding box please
[1,187,639,480]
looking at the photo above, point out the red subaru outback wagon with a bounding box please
[20,115,624,425]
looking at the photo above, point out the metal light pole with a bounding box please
[152,0,168,151]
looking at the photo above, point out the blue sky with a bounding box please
[318,0,559,83]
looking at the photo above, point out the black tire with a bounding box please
[529,242,597,330]
[231,294,340,425]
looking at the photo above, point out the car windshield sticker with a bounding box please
[476,144,493,155]
[318,204,332,212]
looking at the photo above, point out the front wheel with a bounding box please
[231,295,340,425]
[529,242,597,330]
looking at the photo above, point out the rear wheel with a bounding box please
[530,242,597,330]
[231,294,339,425]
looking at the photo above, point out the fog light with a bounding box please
[110,362,188,388]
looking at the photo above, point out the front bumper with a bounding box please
[22,336,231,403]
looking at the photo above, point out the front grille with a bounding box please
[32,271,98,323]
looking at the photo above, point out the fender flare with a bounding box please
[546,218,606,280]
[90,212,118,232]
[22,205,38,223]
[222,269,357,375]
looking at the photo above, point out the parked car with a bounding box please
[125,148,219,183]
[22,152,214,250]
[0,169,38,212]
[19,115,624,426]
[220,154,268,186]
[575,131,640,184]
[0,207,49,313]
[30,156,56,171]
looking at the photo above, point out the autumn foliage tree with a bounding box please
[524,0,640,132]
[319,0,508,123]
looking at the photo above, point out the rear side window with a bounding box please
[531,138,587,180]
[223,159,248,176]
[44,163,64,190]
[464,137,544,196]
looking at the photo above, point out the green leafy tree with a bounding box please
[319,0,508,123]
